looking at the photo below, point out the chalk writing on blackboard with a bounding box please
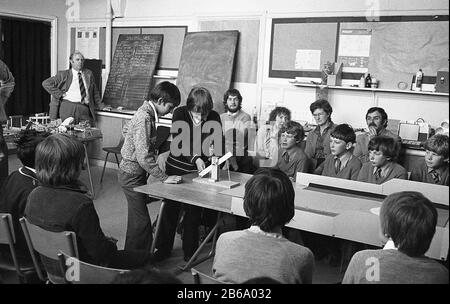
[103,34,163,110]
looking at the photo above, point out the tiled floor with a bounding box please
[2,154,344,284]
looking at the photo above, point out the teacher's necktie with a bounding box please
[78,72,86,103]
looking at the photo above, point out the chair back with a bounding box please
[58,251,128,284]
[0,213,20,273]
[19,217,78,283]
[191,267,226,284]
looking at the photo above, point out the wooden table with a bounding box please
[134,170,252,270]
[135,171,449,266]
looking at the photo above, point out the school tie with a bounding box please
[334,158,341,174]
[78,72,87,103]
[283,151,290,163]
[374,167,382,180]
[429,170,440,183]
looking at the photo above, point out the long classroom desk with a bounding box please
[135,171,449,267]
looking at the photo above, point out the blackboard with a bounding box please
[102,34,163,110]
[176,31,239,114]
[199,19,259,84]
[269,15,449,90]
[83,59,102,97]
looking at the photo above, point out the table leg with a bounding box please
[179,212,223,271]
[83,143,95,199]
[150,199,166,255]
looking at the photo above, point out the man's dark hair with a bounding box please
[223,88,243,112]
[243,168,295,232]
[380,191,437,257]
[149,81,181,107]
[366,107,388,128]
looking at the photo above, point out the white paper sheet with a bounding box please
[294,49,321,70]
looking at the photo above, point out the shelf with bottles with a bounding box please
[288,80,449,97]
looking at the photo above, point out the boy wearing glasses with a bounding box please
[273,121,313,182]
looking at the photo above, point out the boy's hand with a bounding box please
[195,158,206,172]
[164,175,182,184]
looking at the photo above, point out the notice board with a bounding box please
[176,31,239,113]
[269,15,449,90]
[102,34,163,110]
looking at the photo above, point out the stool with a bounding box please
[99,137,124,183]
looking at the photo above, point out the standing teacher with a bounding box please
[42,51,106,125]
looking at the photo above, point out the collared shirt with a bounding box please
[372,161,392,179]
[64,69,89,103]
[354,128,402,163]
[305,121,336,162]
[334,152,353,172]
[24,166,36,174]
[147,100,159,124]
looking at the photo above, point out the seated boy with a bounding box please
[343,191,448,284]
[357,136,407,184]
[0,130,50,258]
[273,120,313,181]
[315,123,362,180]
[410,134,449,186]
[212,168,314,284]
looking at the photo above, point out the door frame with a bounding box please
[0,10,57,75]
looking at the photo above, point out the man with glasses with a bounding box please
[354,107,401,163]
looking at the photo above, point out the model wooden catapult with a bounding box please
[192,152,240,189]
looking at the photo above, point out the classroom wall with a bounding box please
[77,0,449,128]
[0,0,68,70]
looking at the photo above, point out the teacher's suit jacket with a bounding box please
[42,69,102,123]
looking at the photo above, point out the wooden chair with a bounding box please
[58,251,128,284]
[0,213,36,283]
[191,267,226,284]
[19,217,78,284]
[100,136,125,183]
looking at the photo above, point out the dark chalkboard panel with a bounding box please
[176,31,239,114]
[102,34,163,110]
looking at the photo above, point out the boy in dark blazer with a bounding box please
[315,124,362,180]
[410,134,449,185]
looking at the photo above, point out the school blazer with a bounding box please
[42,69,101,122]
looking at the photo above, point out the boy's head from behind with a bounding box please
[423,134,449,170]
[35,133,84,186]
[279,121,304,150]
[330,124,356,157]
[149,81,181,116]
[15,130,50,168]
[368,136,399,167]
[244,168,295,232]
[380,191,437,257]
